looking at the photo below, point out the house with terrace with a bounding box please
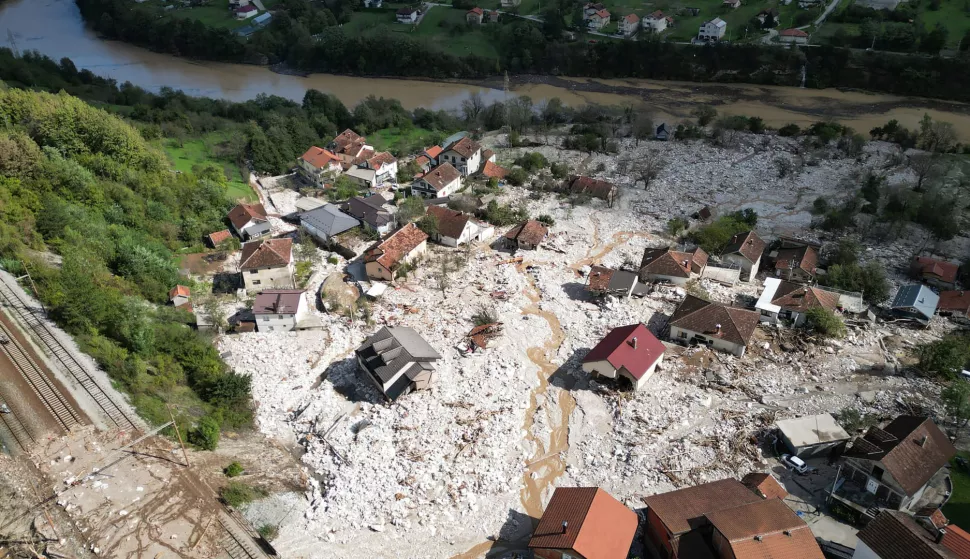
[361,151,398,186]
[328,129,373,167]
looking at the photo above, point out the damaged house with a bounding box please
[638,246,707,286]
[581,323,665,390]
[721,230,766,282]
[771,244,818,283]
[504,220,549,251]
[355,326,442,401]
[586,265,644,298]
[364,223,428,281]
[564,176,618,203]
[755,278,841,327]
[912,256,960,290]
[668,295,760,357]
[425,205,494,247]
[528,487,637,559]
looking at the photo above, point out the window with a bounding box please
[253,280,261,285]
[871,465,884,481]
[679,331,687,339]
[250,270,258,274]
[761,310,773,317]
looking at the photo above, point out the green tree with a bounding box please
[805,307,847,338]
[692,106,718,126]
[942,382,970,427]
[397,195,426,223]
[417,213,439,237]
[189,414,221,451]
[917,334,970,379]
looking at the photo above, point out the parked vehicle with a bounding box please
[782,454,809,474]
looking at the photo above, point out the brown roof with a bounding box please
[482,148,495,160]
[669,295,760,347]
[169,285,190,299]
[843,416,956,496]
[771,281,840,313]
[567,176,616,200]
[943,526,970,559]
[366,151,397,170]
[647,9,665,18]
[587,266,614,292]
[443,136,482,159]
[426,205,471,240]
[915,257,959,284]
[779,28,809,37]
[481,161,509,178]
[707,498,820,547]
[939,291,970,313]
[415,155,431,168]
[208,229,232,245]
[593,8,610,17]
[332,129,366,156]
[301,146,340,169]
[365,223,428,272]
[858,511,956,559]
[418,163,462,192]
[252,290,304,315]
[640,247,707,278]
[643,478,762,536]
[741,472,788,500]
[623,13,639,22]
[228,203,267,230]
[528,487,638,559]
[774,245,818,275]
[424,145,443,159]
[505,220,549,246]
[240,238,292,270]
[723,231,766,264]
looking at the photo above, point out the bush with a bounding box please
[778,123,801,137]
[224,461,244,477]
[219,481,268,508]
[327,255,339,265]
[666,217,689,236]
[550,162,569,179]
[506,167,529,186]
[917,334,970,379]
[257,524,279,541]
[818,261,889,304]
[692,105,718,126]
[472,307,496,326]
[812,197,830,215]
[189,414,221,451]
[536,214,555,226]
[829,239,861,266]
[688,213,755,254]
[479,200,528,226]
[805,307,847,338]
[513,152,549,172]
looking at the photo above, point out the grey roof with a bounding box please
[356,327,441,400]
[892,284,939,320]
[609,269,639,291]
[300,204,359,237]
[342,196,393,228]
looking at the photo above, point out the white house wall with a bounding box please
[243,263,294,292]
[670,326,745,357]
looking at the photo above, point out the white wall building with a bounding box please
[253,290,308,332]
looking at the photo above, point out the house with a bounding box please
[776,413,850,458]
[421,145,443,166]
[620,13,639,35]
[723,0,741,7]
[755,277,841,326]
[251,12,272,27]
[698,17,727,41]
[835,416,956,514]
[528,487,638,559]
[425,206,494,247]
[328,129,373,166]
[207,229,232,248]
[854,510,962,559]
[300,204,359,243]
[169,285,190,308]
[341,195,395,236]
[582,324,665,389]
[757,8,778,24]
[253,289,307,332]
[912,256,960,290]
[778,28,809,43]
[345,166,378,189]
[480,161,509,180]
[708,498,825,559]
[239,238,294,292]
[564,176,617,203]
[439,136,483,176]
[505,220,548,251]
[228,203,270,240]
[299,146,342,187]
[741,472,788,500]
[642,10,669,33]
[655,123,671,141]
[356,326,441,401]
[693,206,713,221]
[396,7,419,23]
[364,223,428,281]
[235,5,258,19]
[466,7,484,24]
[721,230,765,282]
[668,295,759,357]
[485,9,500,22]
[586,8,611,30]
[294,197,325,213]
[501,0,521,6]
[892,284,940,324]
[412,163,462,199]
[363,0,382,6]
[229,0,250,8]
[362,152,398,185]
[772,244,818,283]
[586,266,644,298]
[938,290,970,320]
[638,246,707,286]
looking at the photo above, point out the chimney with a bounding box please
[919,434,928,447]
[562,521,568,534]
[754,535,763,542]
[715,323,722,334]
[630,337,638,349]
[783,530,792,537]
[938,528,947,543]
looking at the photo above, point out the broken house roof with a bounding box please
[252,290,304,315]
[776,414,850,448]
[586,266,638,294]
[582,324,665,381]
[365,223,428,272]
[300,204,359,238]
[228,203,267,230]
[643,478,762,536]
[443,136,482,158]
[740,472,788,500]
[942,525,970,559]
[342,196,392,229]
[757,278,840,315]
[505,220,549,246]
[418,163,462,192]
[528,487,638,559]
[640,247,707,278]
[566,176,616,200]
[331,129,366,155]
[169,285,190,300]
[301,146,340,169]
[346,166,377,183]
[722,230,766,263]
[481,161,509,179]
[857,511,957,559]
[356,326,441,400]
[843,415,956,496]
[774,245,818,274]
[915,256,959,284]
[669,295,760,347]
[892,284,940,320]
[366,151,397,170]
[426,205,472,240]
[707,498,825,559]
[208,229,232,246]
[939,290,970,314]
[239,238,292,270]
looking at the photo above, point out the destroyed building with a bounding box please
[355,326,442,401]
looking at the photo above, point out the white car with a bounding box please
[781,454,809,474]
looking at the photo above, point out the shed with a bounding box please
[776,414,850,458]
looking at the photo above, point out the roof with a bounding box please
[418,163,462,192]
[426,205,472,240]
[640,247,706,278]
[356,327,441,400]
[342,196,392,229]
[668,295,760,347]
[300,204,359,238]
[396,6,417,14]
[779,28,809,37]
[722,230,766,264]
[228,203,267,231]
[709,17,727,27]
[940,291,970,313]
[414,155,431,167]
[443,136,482,158]
[332,129,365,154]
[237,4,257,12]
[707,499,825,559]
[892,284,940,319]
[770,281,840,313]
[301,146,340,169]
[857,511,956,559]
[239,238,292,270]
[468,7,484,14]
[843,415,956,496]
[528,487,638,559]
[252,290,304,315]
[481,161,509,179]
[505,220,549,246]
[915,257,959,284]
[592,8,610,17]
[587,266,615,292]
[365,223,428,272]
[624,13,639,22]
[774,245,818,275]
[582,324,665,380]
[567,176,616,200]
[208,229,232,245]
[643,478,762,536]
[366,151,397,170]
[776,414,850,448]
[647,9,665,18]
[169,285,190,299]
[253,12,271,23]
[482,148,495,160]
[346,167,377,183]
[740,472,788,500]
[424,145,443,159]
[942,526,970,559]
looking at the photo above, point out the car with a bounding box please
[781,454,809,474]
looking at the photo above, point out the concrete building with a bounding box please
[252,289,307,332]
[438,136,482,176]
[239,238,294,292]
[776,414,850,458]
[298,146,342,188]
[411,163,462,199]
[364,223,428,281]
[668,295,759,357]
[582,324,665,390]
[721,230,765,282]
[698,17,726,41]
[892,284,940,324]
[356,326,441,401]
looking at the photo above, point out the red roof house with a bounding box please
[779,28,809,37]
[169,285,191,307]
[939,290,970,318]
[207,229,232,248]
[529,487,638,559]
[582,324,665,390]
[913,256,960,289]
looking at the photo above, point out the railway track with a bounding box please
[0,393,34,452]
[0,319,84,432]
[219,514,271,559]
[0,280,139,432]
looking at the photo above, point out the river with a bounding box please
[4,0,970,136]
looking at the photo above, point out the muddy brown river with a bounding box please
[5,0,970,137]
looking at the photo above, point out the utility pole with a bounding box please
[7,29,18,57]
[167,405,190,467]
[503,70,512,156]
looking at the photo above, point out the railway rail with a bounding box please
[219,513,273,559]
[0,392,33,452]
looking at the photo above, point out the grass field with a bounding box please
[161,131,257,204]
[369,127,444,154]
[346,6,501,58]
[943,453,970,530]
[813,0,970,49]
[142,0,278,30]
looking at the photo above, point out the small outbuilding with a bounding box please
[776,414,850,458]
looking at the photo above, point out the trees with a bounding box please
[918,334,970,379]
[805,307,847,338]
[633,112,654,146]
[942,382,970,427]
[908,153,939,191]
[688,213,756,254]
[819,261,890,304]
[633,154,667,190]
[397,195,426,223]
[692,106,717,126]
